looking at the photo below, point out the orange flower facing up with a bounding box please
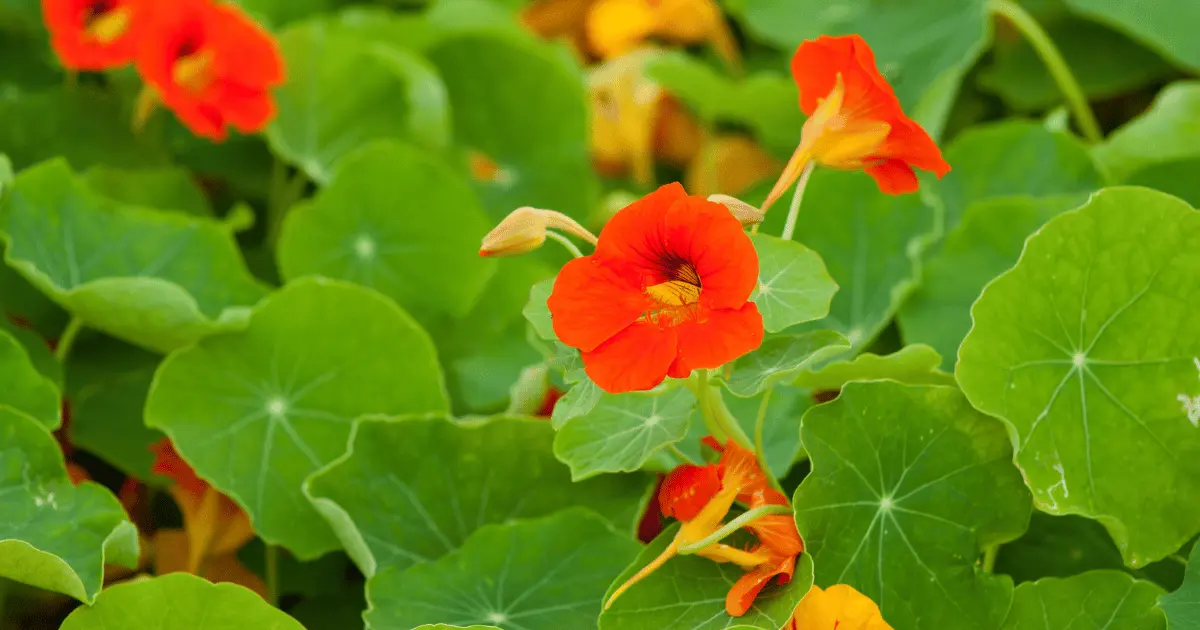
[546,183,763,393]
[42,0,143,70]
[762,35,949,210]
[606,438,805,616]
[787,584,893,630]
[135,0,284,142]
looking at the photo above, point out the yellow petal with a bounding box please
[586,0,658,59]
[685,134,781,198]
[789,583,893,629]
[588,48,665,187]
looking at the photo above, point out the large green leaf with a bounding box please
[725,330,850,397]
[936,121,1105,234]
[749,234,839,334]
[999,571,1166,629]
[81,166,213,218]
[898,194,1088,370]
[366,508,641,630]
[733,0,989,136]
[784,169,936,351]
[0,407,138,603]
[146,278,449,558]
[553,387,696,480]
[791,343,955,391]
[794,382,1031,630]
[267,20,450,185]
[229,0,333,28]
[0,326,59,428]
[600,525,814,629]
[278,141,494,321]
[305,415,649,577]
[1064,0,1200,71]
[1094,82,1200,182]
[1160,542,1200,628]
[60,573,305,629]
[1127,159,1200,210]
[425,29,597,220]
[956,187,1200,567]
[0,159,269,353]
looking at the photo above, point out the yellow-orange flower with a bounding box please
[787,584,893,630]
[586,0,739,70]
[684,134,782,198]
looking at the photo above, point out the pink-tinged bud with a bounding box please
[707,194,764,227]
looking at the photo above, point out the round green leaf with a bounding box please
[794,382,1032,630]
[725,329,850,397]
[0,159,269,353]
[1160,542,1200,628]
[599,524,814,630]
[1000,571,1166,630]
[305,415,649,577]
[522,276,556,341]
[786,169,936,351]
[60,573,305,630]
[791,343,955,391]
[0,407,138,603]
[278,141,495,320]
[936,121,1105,234]
[81,166,214,217]
[898,194,1088,370]
[425,30,597,220]
[553,387,696,480]
[1064,0,1200,71]
[146,278,449,558]
[366,508,641,630]
[750,234,839,334]
[0,326,59,428]
[733,0,989,135]
[267,21,450,185]
[549,376,603,428]
[956,187,1200,567]
[1095,82,1200,182]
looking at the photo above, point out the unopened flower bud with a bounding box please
[707,194,764,227]
[479,207,547,257]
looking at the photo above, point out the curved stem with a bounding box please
[982,544,1000,573]
[677,504,793,555]
[753,386,785,493]
[780,162,815,241]
[54,317,84,364]
[693,370,729,444]
[693,371,754,450]
[545,230,585,258]
[990,0,1102,143]
[265,544,280,606]
[605,540,679,610]
[667,444,697,466]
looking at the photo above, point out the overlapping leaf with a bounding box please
[794,382,1031,630]
[0,326,59,428]
[146,278,449,558]
[1064,0,1200,71]
[750,234,839,334]
[553,387,696,479]
[999,571,1166,629]
[726,385,813,478]
[791,343,955,391]
[957,187,1200,567]
[1160,542,1200,628]
[0,159,269,353]
[725,330,849,396]
[305,415,649,577]
[1094,82,1200,182]
[0,406,139,603]
[81,166,214,218]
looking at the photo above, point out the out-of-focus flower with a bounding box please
[763,34,949,210]
[42,0,143,70]
[786,584,893,630]
[684,134,782,198]
[547,183,763,393]
[586,0,739,70]
[135,0,284,141]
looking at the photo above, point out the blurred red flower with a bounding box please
[547,183,763,393]
[42,0,142,70]
[136,0,284,141]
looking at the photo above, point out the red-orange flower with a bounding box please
[135,0,284,141]
[42,0,143,70]
[763,35,949,210]
[547,183,763,393]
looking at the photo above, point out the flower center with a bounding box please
[644,262,701,307]
[83,1,130,44]
[172,37,215,94]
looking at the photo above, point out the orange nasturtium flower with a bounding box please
[607,438,804,616]
[149,438,265,596]
[763,34,950,210]
[787,584,893,630]
[546,182,763,393]
[42,0,143,70]
[586,0,739,70]
[135,0,284,142]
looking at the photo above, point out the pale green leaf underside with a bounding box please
[750,234,838,334]
[956,187,1200,567]
[725,330,850,397]
[999,570,1166,629]
[792,343,955,391]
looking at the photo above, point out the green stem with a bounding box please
[779,162,815,241]
[266,160,308,248]
[990,0,1102,143]
[545,230,585,258]
[692,371,753,450]
[982,544,1000,573]
[677,504,793,554]
[265,544,280,607]
[753,387,785,493]
[55,317,84,364]
[693,370,729,444]
[667,444,696,466]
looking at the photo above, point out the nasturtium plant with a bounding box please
[998,570,1167,629]
[1161,542,1200,628]
[0,325,60,428]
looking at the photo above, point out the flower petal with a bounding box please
[582,320,678,393]
[671,303,763,375]
[659,463,723,521]
[594,181,689,265]
[663,196,759,309]
[725,552,796,617]
[791,34,901,122]
[864,158,920,195]
[548,256,649,352]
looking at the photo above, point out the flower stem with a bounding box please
[265,544,280,606]
[990,0,1102,143]
[982,543,1000,573]
[780,162,815,241]
[677,504,793,555]
[545,230,585,258]
[55,317,84,364]
[753,386,785,493]
[693,370,753,450]
[266,160,308,248]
